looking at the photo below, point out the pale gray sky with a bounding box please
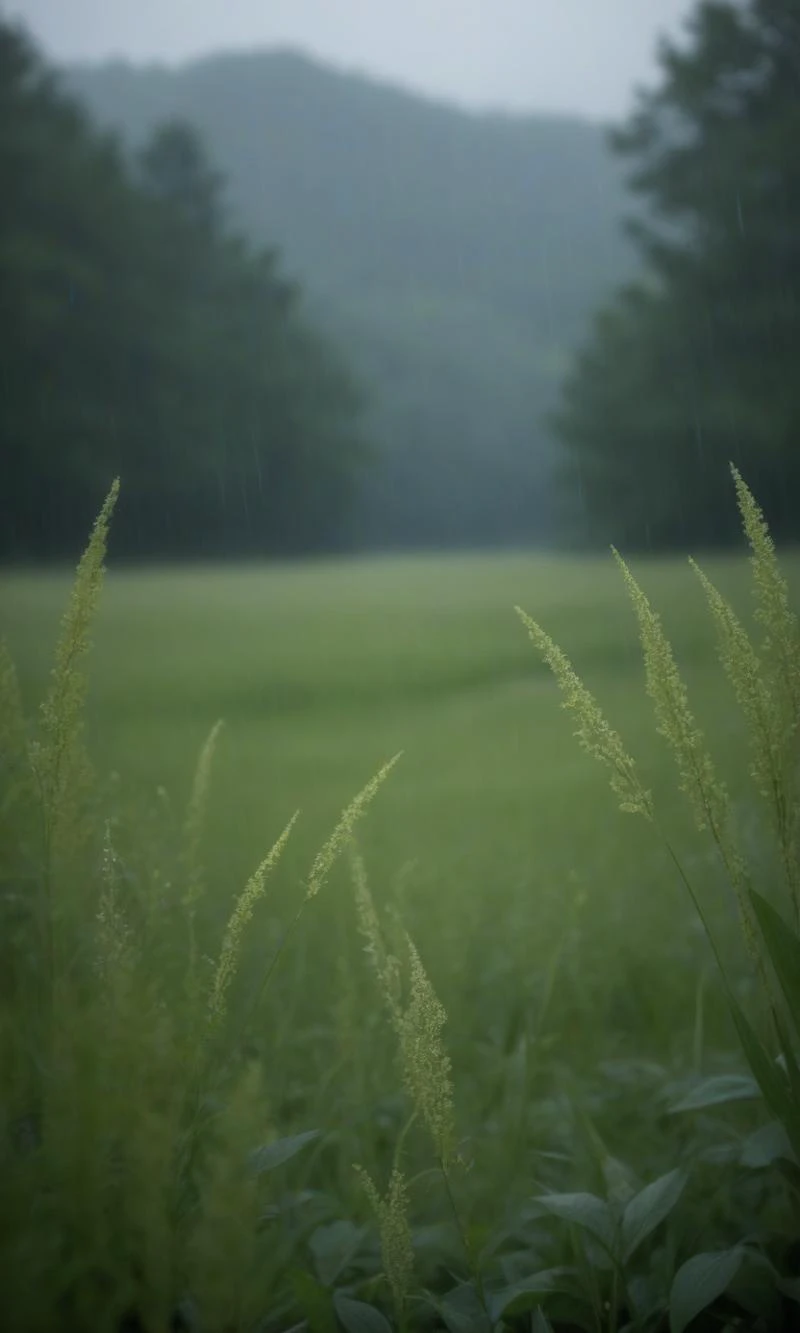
[5,0,696,119]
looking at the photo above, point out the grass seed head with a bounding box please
[394,933,455,1165]
[305,752,402,901]
[183,718,225,910]
[733,464,800,714]
[515,604,652,819]
[208,811,299,1027]
[351,840,402,1017]
[36,479,119,816]
[612,550,728,839]
[354,1164,414,1319]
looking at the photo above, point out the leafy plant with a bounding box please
[0,481,398,1331]
[516,463,800,1326]
[3,468,800,1331]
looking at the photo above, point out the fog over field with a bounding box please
[2,2,800,1329]
[8,0,695,118]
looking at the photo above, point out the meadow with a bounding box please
[1,512,798,1332]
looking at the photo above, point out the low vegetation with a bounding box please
[1,470,798,1332]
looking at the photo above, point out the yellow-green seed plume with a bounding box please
[728,468,800,918]
[689,558,785,807]
[612,549,757,962]
[350,840,401,1018]
[208,811,299,1027]
[612,551,729,836]
[182,718,225,910]
[394,933,455,1166]
[515,605,652,819]
[36,478,119,815]
[732,464,800,726]
[305,753,402,901]
[693,555,800,923]
[354,1164,414,1319]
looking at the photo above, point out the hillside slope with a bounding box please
[64,50,637,547]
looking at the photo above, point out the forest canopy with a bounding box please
[0,20,367,560]
[60,42,635,555]
[552,0,800,550]
[4,0,798,560]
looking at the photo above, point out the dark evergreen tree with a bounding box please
[552,0,800,549]
[64,46,637,553]
[0,21,367,560]
[138,118,225,235]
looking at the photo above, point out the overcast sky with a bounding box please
[5,0,697,120]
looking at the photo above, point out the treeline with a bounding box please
[62,47,636,557]
[6,0,797,562]
[553,0,800,550]
[0,21,366,561]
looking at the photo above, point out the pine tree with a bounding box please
[553,0,800,549]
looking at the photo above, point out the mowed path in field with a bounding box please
[1,547,791,1009]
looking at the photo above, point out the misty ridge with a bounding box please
[5,11,800,1331]
[13,0,795,563]
[62,49,637,551]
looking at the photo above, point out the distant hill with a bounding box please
[63,49,638,548]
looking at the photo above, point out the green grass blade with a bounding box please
[622,1168,687,1262]
[670,1248,744,1333]
[725,992,800,1158]
[535,1193,616,1255]
[749,889,800,1027]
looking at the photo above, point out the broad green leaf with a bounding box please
[779,1276,800,1304]
[535,1192,616,1253]
[435,1281,493,1333]
[670,1249,744,1333]
[489,1268,576,1322]
[725,993,796,1135]
[727,1250,782,1322]
[310,1221,365,1287]
[581,1235,615,1273]
[627,1273,663,1323]
[740,1120,794,1169]
[543,1293,597,1331]
[531,1311,556,1333]
[749,890,800,1023]
[333,1292,392,1333]
[291,1270,339,1333]
[249,1128,320,1175]
[770,1008,800,1130]
[775,1155,800,1200]
[668,1075,759,1113]
[601,1153,638,1205]
[622,1168,687,1261]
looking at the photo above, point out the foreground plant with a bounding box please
[516,463,800,1327]
[5,469,800,1332]
[0,482,399,1333]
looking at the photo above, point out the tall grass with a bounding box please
[513,465,800,1330]
[517,467,800,1160]
[1,470,799,1331]
[0,484,397,1332]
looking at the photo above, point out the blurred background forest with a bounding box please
[1,0,798,561]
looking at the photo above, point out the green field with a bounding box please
[1,548,772,1068]
[2,545,797,1329]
